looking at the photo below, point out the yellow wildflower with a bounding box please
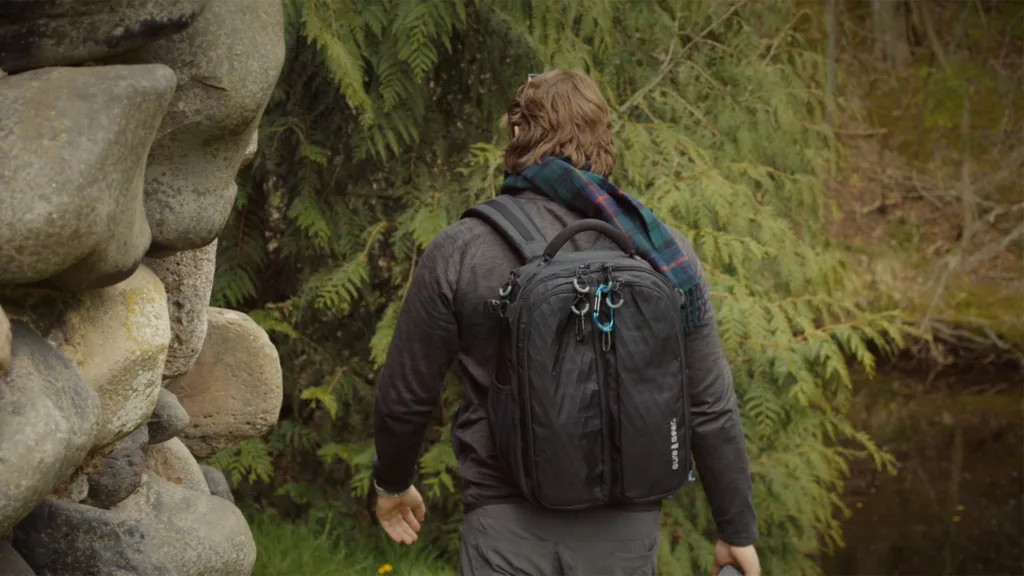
[377,563,394,575]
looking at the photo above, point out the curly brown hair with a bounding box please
[503,69,616,177]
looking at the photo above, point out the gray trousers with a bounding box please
[459,503,661,576]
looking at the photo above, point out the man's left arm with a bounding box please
[373,228,463,493]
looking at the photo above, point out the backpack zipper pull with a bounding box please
[499,270,519,298]
[570,294,590,342]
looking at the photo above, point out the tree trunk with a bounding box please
[825,0,837,127]
[870,0,911,69]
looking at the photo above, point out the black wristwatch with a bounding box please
[373,479,410,498]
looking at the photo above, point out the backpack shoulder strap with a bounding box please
[461,195,547,261]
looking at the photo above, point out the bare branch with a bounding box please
[613,0,749,130]
[962,221,1024,272]
[909,0,949,70]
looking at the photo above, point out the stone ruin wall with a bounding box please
[0,1,286,574]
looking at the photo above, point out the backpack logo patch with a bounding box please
[670,418,679,470]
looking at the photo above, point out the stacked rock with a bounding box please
[0,1,286,574]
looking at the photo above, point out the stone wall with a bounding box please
[0,1,285,574]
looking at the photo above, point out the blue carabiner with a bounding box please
[592,283,615,332]
[593,313,614,333]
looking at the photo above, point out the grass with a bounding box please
[249,512,458,576]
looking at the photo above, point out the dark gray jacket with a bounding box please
[373,191,758,546]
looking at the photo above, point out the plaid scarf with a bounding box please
[500,156,709,333]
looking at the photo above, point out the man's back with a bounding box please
[375,191,634,509]
[370,68,760,576]
[374,190,755,529]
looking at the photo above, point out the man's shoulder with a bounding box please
[417,215,506,283]
[664,224,700,266]
[426,216,495,256]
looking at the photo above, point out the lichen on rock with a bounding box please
[54,266,171,448]
[49,470,90,504]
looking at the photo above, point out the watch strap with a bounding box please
[374,479,409,498]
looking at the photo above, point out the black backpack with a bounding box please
[462,195,694,510]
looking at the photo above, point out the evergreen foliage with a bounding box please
[209,1,907,573]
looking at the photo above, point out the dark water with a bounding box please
[821,362,1024,576]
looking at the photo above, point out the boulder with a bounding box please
[106,0,286,255]
[147,388,190,445]
[241,130,259,168]
[0,322,101,535]
[0,539,34,576]
[54,266,171,448]
[144,240,217,378]
[165,308,282,458]
[84,425,149,510]
[113,474,256,576]
[12,498,173,576]
[200,465,234,503]
[0,0,208,73]
[0,65,176,292]
[0,287,78,343]
[145,438,208,494]
[0,305,9,374]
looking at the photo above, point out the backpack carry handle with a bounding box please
[543,219,637,261]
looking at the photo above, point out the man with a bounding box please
[372,69,761,576]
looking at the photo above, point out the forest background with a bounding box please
[203,1,1024,574]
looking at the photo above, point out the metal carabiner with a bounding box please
[570,298,590,316]
[592,308,614,333]
[606,289,624,309]
[576,314,587,342]
[593,283,609,315]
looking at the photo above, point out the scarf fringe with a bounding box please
[679,284,708,334]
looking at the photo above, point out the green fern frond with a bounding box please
[314,257,369,312]
[205,439,274,487]
[300,1,374,124]
[370,300,401,368]
[300,385,340,419]
[288,192,332,249]
[248,308,299,339]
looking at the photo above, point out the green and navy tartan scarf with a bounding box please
[500,156,709,333]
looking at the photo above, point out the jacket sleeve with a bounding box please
[672,229,759,546]
[372,227,463,493]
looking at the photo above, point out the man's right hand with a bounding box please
[376,485,426,545]
[713,539,761,576]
